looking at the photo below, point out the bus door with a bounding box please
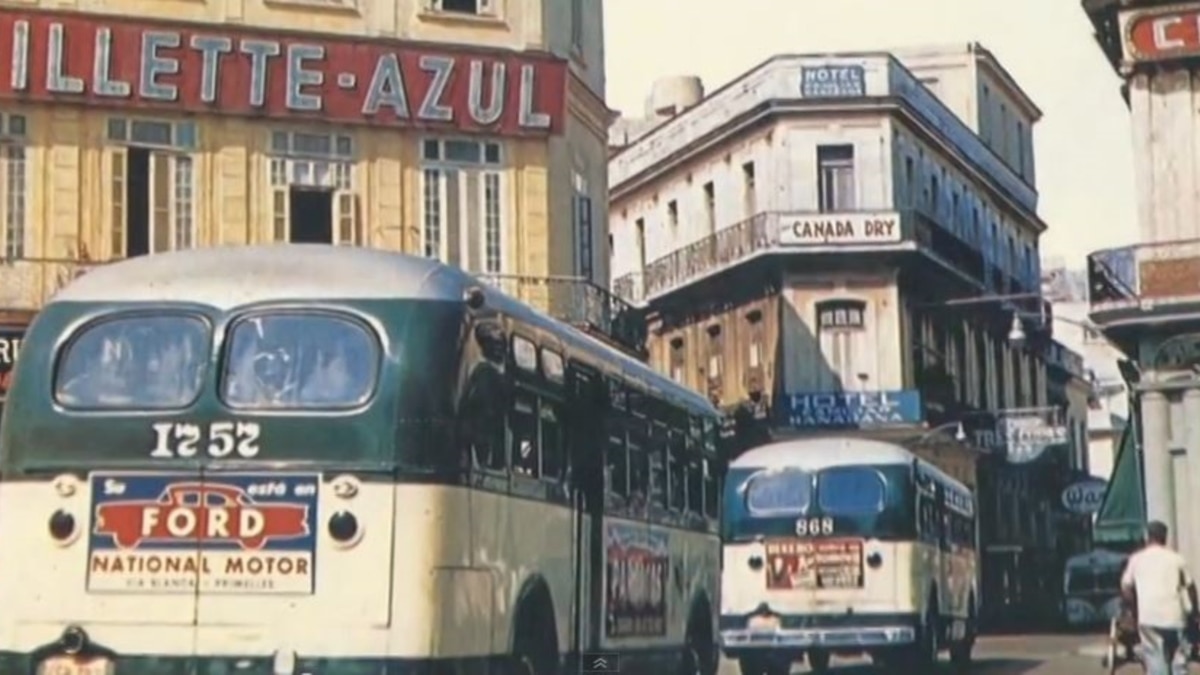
[567,362,606,653]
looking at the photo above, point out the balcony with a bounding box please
[613,210,910,304]
[1088,238,1200,320]
[0,257,99,310]
[612,208,1034,306]
[478,273,648,357]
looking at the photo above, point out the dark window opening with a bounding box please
[125,147,150,257]
[289,188,333,243]
[440,0,479,13]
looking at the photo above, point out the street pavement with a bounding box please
[717,631,1155,673]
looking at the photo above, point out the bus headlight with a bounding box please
[327,511,362,547]
[48,509,78,545]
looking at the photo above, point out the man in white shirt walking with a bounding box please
[1121,520,1200,675]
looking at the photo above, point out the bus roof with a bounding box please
[732,436,971,492]
[50,245,717,416]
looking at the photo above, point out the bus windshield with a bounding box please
[724,463,913,540]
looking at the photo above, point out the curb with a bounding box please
[1075,642,1113,658]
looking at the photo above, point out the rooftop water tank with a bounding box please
[645,76,704,119]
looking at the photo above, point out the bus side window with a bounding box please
[668,428,686,511]
[687,460,704,515]
[606,416,629,498]
[648,422,668,508]
[509,390,539,477]
[541,399,566,482]
[628,418,650,502]
[703,459,719,519]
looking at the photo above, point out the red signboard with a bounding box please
[0,9,567,135]
[1126,8,1200,62]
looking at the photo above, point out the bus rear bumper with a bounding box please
[719,613,919,653]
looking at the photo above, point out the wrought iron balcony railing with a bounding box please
[0,257,101,310]
[478,273,648,356]
[1088,238,1200,314]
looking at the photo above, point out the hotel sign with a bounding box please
[1123,5,1200,62]
[800,65,865,98]
[779,212,901,246]
[0,10,567,135]
[779,390,922,430]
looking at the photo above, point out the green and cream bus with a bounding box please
[719,438,978,674]
[0,245,725,675]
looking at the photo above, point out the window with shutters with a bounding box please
[267,130,358,246]
[107,118,197,258]
[420,138,505,274]
[817,145,855,212]
[816,298,869,392]
[0,114,27,260]
[573,170,593,280]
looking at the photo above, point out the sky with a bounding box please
[603,0,1138,271]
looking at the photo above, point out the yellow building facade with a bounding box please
[0,0,612,315]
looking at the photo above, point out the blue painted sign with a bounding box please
[88,472,319,595]
[801,65,865,98]
[780,390,923,429]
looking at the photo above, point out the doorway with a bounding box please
[288,187,333,244]
[125,148,150,257]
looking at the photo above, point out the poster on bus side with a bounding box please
[605,522,669,638]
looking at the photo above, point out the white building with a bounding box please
[1043,262,1129,481]
[607,44,1091,627]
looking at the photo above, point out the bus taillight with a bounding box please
[48,509,77,544]
[327,511,361,547]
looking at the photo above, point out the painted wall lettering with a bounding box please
[1125,7,1200,62]
[0,10,567,135]
[150,421,262,459]
[0,326,24,398]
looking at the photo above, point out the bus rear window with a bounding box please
[55,315,209,409]
[221,313,378,409]
[817,467,886,515]
[745,469,811,515]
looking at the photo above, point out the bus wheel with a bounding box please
[950,598,977,668]
[806,649,831,672]
[680,617,715,675]
[909,603,939,667]
[511,600,558,675]
[736,656,765,675]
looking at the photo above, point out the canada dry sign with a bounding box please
[779,212,901,246]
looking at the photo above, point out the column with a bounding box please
[1142,391,1175,538]
[1183,389,1200,567]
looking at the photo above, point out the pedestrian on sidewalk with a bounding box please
[1120,520,1200,675]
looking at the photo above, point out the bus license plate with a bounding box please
[39,656,114,675]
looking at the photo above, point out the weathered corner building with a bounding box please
[1083,0,1200,559]
[608,45,1092,627]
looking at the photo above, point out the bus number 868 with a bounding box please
[795,517,834,537]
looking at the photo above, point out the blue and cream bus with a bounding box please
[0,245,725,675]
[719,438,978,674]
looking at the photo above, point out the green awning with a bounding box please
[1094,419,1145,544]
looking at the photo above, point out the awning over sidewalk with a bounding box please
[1093,421,1145,544]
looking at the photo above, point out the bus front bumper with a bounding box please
[719,613,918,651]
